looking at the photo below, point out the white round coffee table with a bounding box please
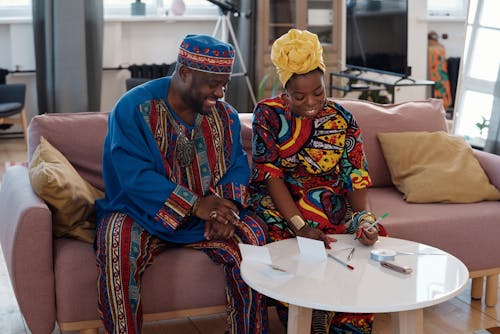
[240,235,468,334]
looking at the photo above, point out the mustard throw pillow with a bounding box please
[29,137,104,243]
[377,131,500,203]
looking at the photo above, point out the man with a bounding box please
[95,34,268,334]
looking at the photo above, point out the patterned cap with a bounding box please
[177,34,235,74]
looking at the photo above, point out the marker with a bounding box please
[328,253,354,270]
[355,212,389,239]
[209,187,241,221]
[365,212,389,232]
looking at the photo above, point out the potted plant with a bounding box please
[257,67,283,100]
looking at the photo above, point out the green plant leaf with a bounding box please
[258,68,282,100]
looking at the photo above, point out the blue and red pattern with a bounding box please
[178,34,235,74]
[96,211,268,334]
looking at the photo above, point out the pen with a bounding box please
[365,212,389,232]
[347,247,355,261]
[209,187,241,221]
[328,253,354,270]
[355,212,389,239]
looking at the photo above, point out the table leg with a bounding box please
[287,304,312,334]
[391,309,423,334]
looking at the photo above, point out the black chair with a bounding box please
[0,83,27,144]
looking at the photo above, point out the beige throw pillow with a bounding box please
[29,137,104,243]
[377,131,500,203]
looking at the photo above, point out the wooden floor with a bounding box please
[1,137,499,333]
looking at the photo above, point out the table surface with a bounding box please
[240,235,469,313]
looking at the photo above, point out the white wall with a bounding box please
[0,16,217,134]
[0,4,469,133]
[99,17,218,111]
[427,20,467,58]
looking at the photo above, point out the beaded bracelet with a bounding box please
[351,210,376,227]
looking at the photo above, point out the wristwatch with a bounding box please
[290,215,306,231]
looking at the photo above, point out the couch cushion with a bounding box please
[54,239,226,322]
[368,187,500,271]
[28,112,109,191]
[29,137,104,243]
[377,131,500,203]
[239,112,253,167]
[335,99,448,187]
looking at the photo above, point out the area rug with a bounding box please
[474,328,500,334]
[0,161,27,186]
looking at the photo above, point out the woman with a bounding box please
[249,29,386,334]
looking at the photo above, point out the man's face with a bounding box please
[184,69,231,114]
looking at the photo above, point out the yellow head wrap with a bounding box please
[271,29,326,87]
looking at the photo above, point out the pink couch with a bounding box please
[1,98,500,334]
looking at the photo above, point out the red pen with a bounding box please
[328,253,354,270]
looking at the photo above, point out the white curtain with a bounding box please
[484,67,500,154]
[32,0,103,114]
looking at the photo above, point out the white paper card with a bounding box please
[296,236,327,260]
[238,244,272,265]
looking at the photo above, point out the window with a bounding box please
[453,0,500,147]
[104,0,218,16]
[0,0,218,19]
[0,0,31,18]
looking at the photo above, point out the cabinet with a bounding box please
[255,0,345,98]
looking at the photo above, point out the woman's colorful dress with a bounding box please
[249,94,374,334]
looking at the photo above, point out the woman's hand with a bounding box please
[295,225,336,249]
[356,222,378,246]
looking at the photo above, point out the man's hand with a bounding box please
[196,195,240,240]
[204,219,235,240]
[196,195,240,224]
[295,225,336,249]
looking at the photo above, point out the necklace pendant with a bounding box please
[175,132,194,167]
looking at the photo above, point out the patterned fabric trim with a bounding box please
[205,106,227,185]
[157,185,198,231]
[178,48,234,74]
[140,98,238,232]
[213,183,248,208]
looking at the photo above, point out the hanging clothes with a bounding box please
[428,31,452,110]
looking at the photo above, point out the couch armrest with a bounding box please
[473,149,500,189]
[0,166,56,334]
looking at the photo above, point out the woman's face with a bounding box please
[285,69,326,118]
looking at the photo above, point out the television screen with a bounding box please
[345,0,410,77]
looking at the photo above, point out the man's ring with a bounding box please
[210,211,218,220]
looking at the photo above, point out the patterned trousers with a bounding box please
[95,212,269,334]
